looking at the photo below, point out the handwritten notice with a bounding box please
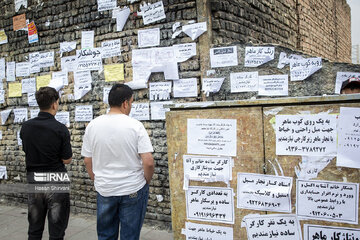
[6,61,15,82]
[104,64,124,82]
[27,92,38,107]
[149,82,171,101]
[297,179,359,224]
[30,108,39,119]
[150,101,172,120]
[1,109,12,125]
[74,71,92,100]
[97,0,116,11]
[114,6,130,31]
[0,58,5,80]
[337,107,360,168]
[202,78,224,95]
[0,90,4,104]
[138,28,160,48]
[173,43,196,62]
[61,56,77,72]
[130,102,150,121]
[290,57,322,81]
[75,105,93,122]
[15,0,27,12]
[182,221,233,240]
[183,155,232,185]
[39,51,54,68]
[36,75,51,90]
[230,72,258,93]
[276,114,337,156]
[186,186,234,224]
[140,1,166,25]
[304,224,360,240]
[76,48,103,71]
[210,46,238,68]
[258,75,288,96]
[14,108,28,123]
[55,112,70,127]
[187,119,237,156]
[27,21,38,44]
[29,52,40,73]
[81,31,94,49]
[101,39,121,59]
[103,86,111,104]
[277,52,303,69]
[0,29,8,45]
[182,22,207,40]
[9,82,22,97]
[13,13,26,31]
[22,78,36,93]
[15,62,30,77]
[237,173,292,212]
[244,47,275,67]
[243,214,301,240]
[173,78,197,98]
[335,72,360,94]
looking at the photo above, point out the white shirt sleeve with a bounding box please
[137,124,154,154]
[81,126,93,157]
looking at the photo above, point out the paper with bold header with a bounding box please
[114,7,130,32]
[244,46,275,67]
[13,14,26,31]
[55,112,70,127]
[335,72,360,94]
[61,56,77,72]
[81,31,94,49]
[337,107,360,168]
[186,186,234,224]
[76,48,103,71]
[258,74,288,96]
[277,52,303,69]
[296,179,359,224]
[27,92,38,107]
[150,101,172,120]
[97,0,116,11]
[104,64,124,82]
[303,224,360,240]
[182,221,233,240]
[290,57,322,81]
[130,102,150,121]
[9,82,22,97]
[22,78,36,93]
[149,82,171,101]
[173,43,196,62]
[101,39,121,58]
[15,0,27,12]
[173,78,197,98]
[74,71,92,100]
[6,62,16,82]
[276,114,337,156]
[182,22,207,40]
[16,62,30,77]
[243,214,301,240]
[0,29,8,45]
[202,78,224,95]
[1,109,12,125]
[237,173,292,212]
[140,1,166,25]
[75,105,93,122]
[36,75,51,90]
[210,46,238,68]
[187,118,237,156]
[230,72,258,93]
[27,21,38,44]
[0,58,5,80]
[138,28,160,48]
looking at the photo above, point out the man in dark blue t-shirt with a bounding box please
[20,87,72,240]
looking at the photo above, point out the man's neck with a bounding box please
[108,107,127,115]
[41,109,56,116]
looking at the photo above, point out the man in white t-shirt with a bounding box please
[81,84,154,240]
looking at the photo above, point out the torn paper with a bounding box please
[182,22,206,40]
[277,52,303,69]
[1,109,12,125]
[60,41,76,57]
[290,57,322,81]
[244,46,275,67]
[202,78,224,95]
[15,0,27,12]
[0,29,7,45]
[114,7,130,32]
[0,166,8,179]
[295,155,333,180]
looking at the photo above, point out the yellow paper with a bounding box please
[9,82,22,98]
[36,75,51,90]
[104,64,124,82]
[0,30,7,43]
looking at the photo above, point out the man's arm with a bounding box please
[84,157,94,180]
[140,152,154,184]
[62,158,72,164]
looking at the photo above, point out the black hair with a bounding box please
[35,87,59,110]
[108,84,133,107]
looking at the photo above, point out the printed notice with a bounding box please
[27,21,38,44]
[173,43,196,62]
[335,72,360,94]
[182,221,233,240]
[187,118,237,156]
[101,39,121,59]
[52,71,68,86]
[237,173,292,212]
[138,28,160,48]
[275,114,337,156]
[296,179,359,224]
[55,112,70,127]
[210,46,238,68]
[13,14,26,31]
[14,108,28,123]
[76,48,102,71]
[6,62,15,82]
[60,41,76,56]
[243,214,301,240]
[75,105,93,122]
[16,62,30,77]
[9,82,22,97]
[29,52,40,74]
[230,72,258,93]
[150,101,172,120]
[140,1,166,25]
[149,82,171,101]
[290,57,322,81]
[182,22,207,40]
[61,56,77,72]
[277,52,303,69]
[104,64,124,82]
[28,92,38,107]
[74,71,92,100]
[36,75,51,90]
[22,78,36,93]
[244,46,275,67]
[39,51,54,68]
[15,0,27,12]
[130,102,150,121]
[97,0,116,11]
[173,78,197,98]
[114,7,130,31]
[81,31,94,49]
[258,74,288,96]
[304,224,360,240]
[337,107,360,169]
[186,186,234,224]
[202,78,224,95]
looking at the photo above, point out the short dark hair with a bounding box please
[35,87,59,110]
[108,84,133,107]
